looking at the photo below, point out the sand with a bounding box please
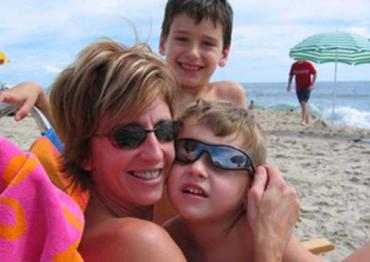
[253,109,370,261]
[1,111,370,261]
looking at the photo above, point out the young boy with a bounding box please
[1,0,246,121]
[165,99,320,261]
[160,0,247,113]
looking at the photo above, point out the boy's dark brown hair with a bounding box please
[161,0,233,50]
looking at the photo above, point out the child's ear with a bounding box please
[159,36,167,56]
[218,48,230,67]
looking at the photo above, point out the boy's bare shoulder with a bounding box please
[80,217,184,261]
[211,80,246,107]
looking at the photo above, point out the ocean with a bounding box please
[242,81,370,130]
[1,81,369,130]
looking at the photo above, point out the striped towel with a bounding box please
[28,136,88,210]
[0,135,85,261]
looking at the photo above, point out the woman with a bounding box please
[0,39,185,261]
[50,40,187,261]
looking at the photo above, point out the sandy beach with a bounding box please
[1,111,370,261]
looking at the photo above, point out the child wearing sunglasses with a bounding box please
[165,99,321,262]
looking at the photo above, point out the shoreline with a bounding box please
[243,80,370,131]
[1,110,370,260]
[255,105,370,132]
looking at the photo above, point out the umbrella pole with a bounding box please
[332,52,338,122]
[332,62,337,117]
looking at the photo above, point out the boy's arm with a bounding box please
[0,81,52,123]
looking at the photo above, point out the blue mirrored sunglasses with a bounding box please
[175,138,255,175]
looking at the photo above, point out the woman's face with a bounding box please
[86,97,175,212]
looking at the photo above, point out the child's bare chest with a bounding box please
[186,234,254,262]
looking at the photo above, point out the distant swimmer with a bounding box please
[248,100,255,110]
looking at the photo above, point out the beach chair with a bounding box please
[0,102,18,117]
[301,238,335,255]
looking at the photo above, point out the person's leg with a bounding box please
[296,91,306,125]
[298,87,311,125]
[304,103,309,124]
[303,88,311,124]
[301,101,308,125]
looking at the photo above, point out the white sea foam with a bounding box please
[323,106,370,129]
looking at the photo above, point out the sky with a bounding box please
[1,0,370,88]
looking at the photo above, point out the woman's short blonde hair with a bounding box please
[49,39,179,190]
[178,99,266,168]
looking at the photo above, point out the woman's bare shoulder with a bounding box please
[80,217,186,261]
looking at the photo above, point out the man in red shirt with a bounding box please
[287,60,317,126]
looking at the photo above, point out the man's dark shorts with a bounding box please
[296,87,311,103]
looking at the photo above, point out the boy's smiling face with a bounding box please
[159,14,229,90]
[168,120,251,222]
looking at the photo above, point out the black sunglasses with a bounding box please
[95,120,181,149]
[175,138,255,175]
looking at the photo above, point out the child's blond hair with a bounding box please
[178,99,266,168]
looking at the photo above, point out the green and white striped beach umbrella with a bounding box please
[289,31,370,116]
[289,31,370,65]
